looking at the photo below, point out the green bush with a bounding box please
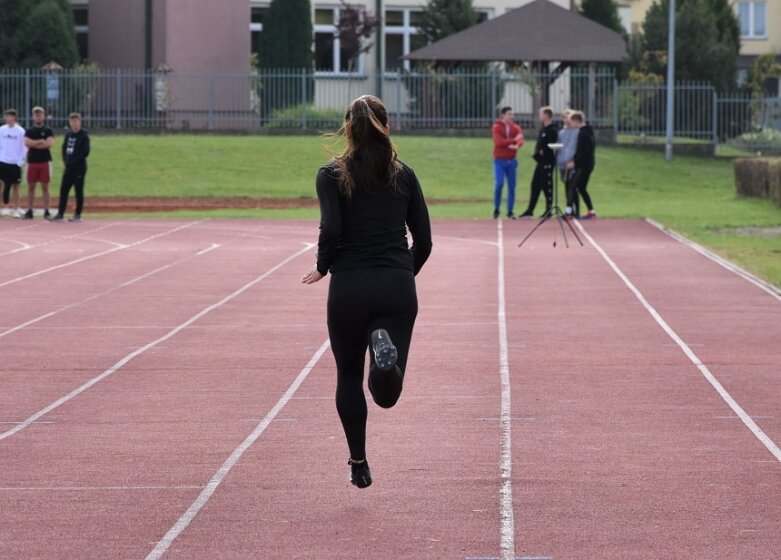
[266,104,343,130]
[728,127,781,155]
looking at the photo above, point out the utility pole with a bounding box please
[665,0,675,162]
[375,0,383,98]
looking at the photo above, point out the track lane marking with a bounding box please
[0,222,200,289]
[575,221,781,463]
[496,220,516,560]
[144,339,331,560]
[0,243,314,443]
[646,219,781,302]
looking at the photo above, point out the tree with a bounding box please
[335,1,380,73]
[580,0,627,39]
[640,0,740,91]
[0,0,78,68]
[418,0,480,45]
[258,0,314,119]
[259,0,313,69]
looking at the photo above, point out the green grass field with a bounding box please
[82,134,781,287]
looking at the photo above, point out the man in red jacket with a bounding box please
[492,106,524,219]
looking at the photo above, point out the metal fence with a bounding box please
[1,68,779,154]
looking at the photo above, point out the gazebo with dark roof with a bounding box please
[407,0,627,106]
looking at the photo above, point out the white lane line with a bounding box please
[0,485,203,492]
[575,221,781,463]
[0,239,32,255]
[645,219,781,302]
[0,243,314,443]
[144,339,331,560]
[0,224,115,257]
[196,243,221,256]
[0,221,199,289]
[496,220,516,560]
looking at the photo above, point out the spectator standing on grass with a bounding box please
[491,106,524,219]
[567,111,596,220]
[51,113,90,223]
[557,109,580,219]
[519,106,558,218]
[301,95,432,489]
[0,109,27,218]
[24,107,55,219]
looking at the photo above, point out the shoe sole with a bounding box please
[371,329,398,371]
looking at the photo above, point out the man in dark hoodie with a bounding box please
[567,111,596,220]
[519,106,558,218]
[51,113,90,223]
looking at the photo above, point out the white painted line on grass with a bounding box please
[576,221,781,463]
[0,243,314,443]
[496,220,516,560]
[145,338,331,560]
[645,219,781,302]
[0,221,199,289]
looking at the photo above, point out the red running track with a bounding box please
[0,218,778,560]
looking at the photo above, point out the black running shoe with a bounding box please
[49,214,63,222]
[492,208,500,219]
[519,211,534,219]
[348,458,372,488]
[43,209,51,219]
[507,212,517,220]
[23,209,33,219]
[68,214,81,223]
[371,329,398,371]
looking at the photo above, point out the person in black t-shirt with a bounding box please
[519,106,559,218]
[566,111,597,220]
[23,107,55,219]
[50,113,90,223]
[301,95,432,489]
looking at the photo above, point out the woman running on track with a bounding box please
[301,95,432,489]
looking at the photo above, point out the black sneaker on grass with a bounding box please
[492,208,500,219]
[348,458,372,488]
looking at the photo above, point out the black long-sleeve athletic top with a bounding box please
[573,125,596,172]
[315,161,432,277]
[62,129,90,168]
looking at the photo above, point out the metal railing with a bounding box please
[1,67,779,154]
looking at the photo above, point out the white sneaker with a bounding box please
[0,208,10,217]
[13,208,24,218]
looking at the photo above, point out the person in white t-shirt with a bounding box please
[0,109,27,218]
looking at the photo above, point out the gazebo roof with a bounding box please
[407,0,626,64]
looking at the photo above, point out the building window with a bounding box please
[384,8,490,73]
[72,4,88,62]
[250,4,269,63]
[737,1,766,39]
[314,7,362,74]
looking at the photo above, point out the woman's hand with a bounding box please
[301,264,324,284]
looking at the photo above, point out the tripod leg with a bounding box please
[555,215,570,248]
[563,216,584,246]
[517,215,551,247]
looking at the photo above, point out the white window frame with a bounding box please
[383,7,492,75]
[737,1,766,39]
[384,7,420,74]
[314,5,365,77]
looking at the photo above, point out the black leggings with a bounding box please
[571,168,594,211]
[58,165,87,216]
[525,162,553,215]
[327,267,418,460]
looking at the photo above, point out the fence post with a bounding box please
[115,69,122,129]
[396,71,402,131]
[711,88,718,156]
[208,73,214,130]
[491,69,498,115]
[588,63,595,126]
[301,69,307,130]
[613,79,619,141]
[24,69,31,122]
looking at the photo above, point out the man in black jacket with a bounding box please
[50,113,90,223]
[519,106,558,218]
[566,111,596,220]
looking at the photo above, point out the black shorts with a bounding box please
[0,162,21,186]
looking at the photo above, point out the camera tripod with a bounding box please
[518,145,583,248]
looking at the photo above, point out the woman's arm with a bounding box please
[406,169,432,276]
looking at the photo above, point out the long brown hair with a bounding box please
[332,95,401,198]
